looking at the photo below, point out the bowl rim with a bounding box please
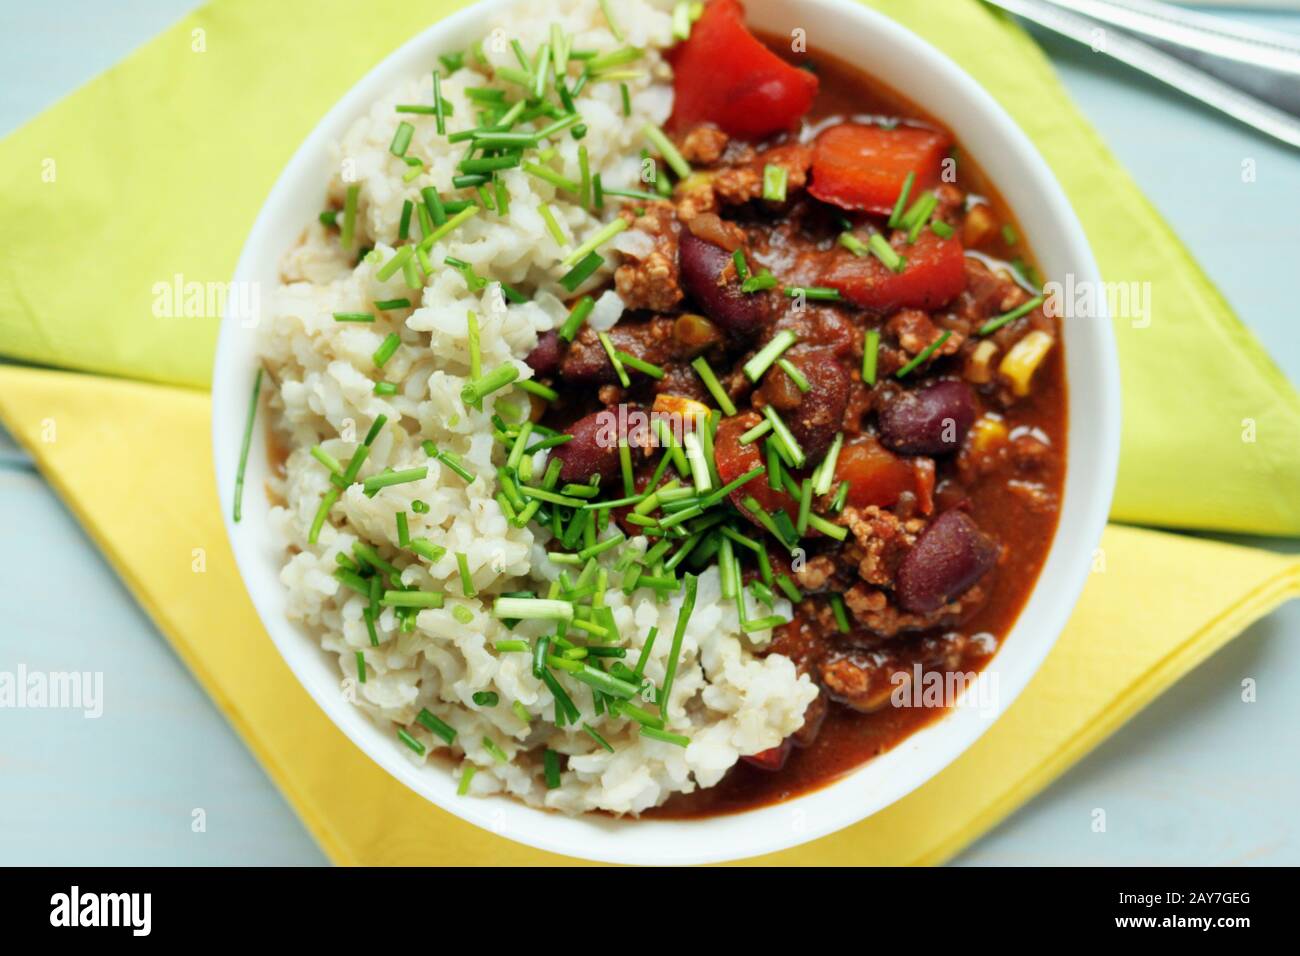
[212,0,1120,866]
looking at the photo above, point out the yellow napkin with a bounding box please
[2,0,1300,864]
[1,364,1296,864]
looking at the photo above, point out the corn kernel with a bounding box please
[965,340,999,385]
[969,415,1009,456]
[999,330,1055,397]
[653,393,711,426]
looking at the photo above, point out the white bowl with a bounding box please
[213,0,1120,865]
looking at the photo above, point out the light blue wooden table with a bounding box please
[1,2,1297,866]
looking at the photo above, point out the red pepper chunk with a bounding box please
[820,229,966,313]
[669,0,818,140]
[808,123,952,216]
[742,738,793,771]
[714,413,798,527]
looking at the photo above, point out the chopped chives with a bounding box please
[417,205,479,251]
[232,368,263,523]
[839,231,870,257]
[732,248,750,281]
[777,357,810,392]
[312,446,343,475]
[828,593,851,632]
[495,639,529,653]
[340,184,359,250]
[493,597,573,621]
[523,161,580,193]
[564,218,627,267]
[582,723,616,752]
[432,71,446,135]
[813,432,844,496]
[640,726,690,747]
[517,378,558,401]
[482,736,509,763]
[742,329,797,382]
[539,203,569,248]
[319,210,338,227]
[978,294,1045,336]
[578,145,591,209]
[421,186,447,227]
[418,707,457,744]
[620,82,632,116]
[903,192,939,242]
[389,121,414,157]
[615,349,664,380]
[458,154,521,175]
[796,478,814,535]
[805,512,848,540]
[397,728,425,755]
[376,245,413,281]
[361,466,427,494]
[356,651,367,683]
[599,0,625,41]
[453,604,474,624]
[741,270,778,293]
[396,511,410,547]
[888,171,915,229]
[409,538,446,563]
[896,330,952,378]
[543,749,562,788]
[784,285,842,301]
[690,356,737,416]
[657,573,698,713]
[373,298,411,312]
[373,332,401,368]
[455,552,475,597]
[363,414,388,446]
[862,328,881,385]
[460,362,519,405]
[559,252,604,292]
[457,764,476,795]
[410,499,429,513]
[762,164,788,202]
[931,219,955,239]
[739,418,770,445]
[642,123,691,179]
[868,233,906,274]
[775,574,803,604]
[381,589,444,608]
[762,405,806,468]
[558,296,594,341]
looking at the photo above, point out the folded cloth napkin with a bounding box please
[1,0,1298,864]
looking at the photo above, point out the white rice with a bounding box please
[259,0,817,815]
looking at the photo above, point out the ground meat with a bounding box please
[819,631,975,712]
[614,202,683,312]
[713,143,813,205]
[793,555,837,592]
[887,309,965,357]
[842,582,986,639]
[838,505,924,588]
[677,124,729,165]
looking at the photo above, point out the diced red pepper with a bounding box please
[834,437,916,510]
[820,229,966,313]
[742,738,793,771]
[669,0,818,140]
[808,123,952,216]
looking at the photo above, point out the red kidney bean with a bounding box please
[551,409,623,484]
[678,232,771,339]
[878,380,976,456]
[759,347,850,464]
[895,509,999,613]
[524,330,563,376]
